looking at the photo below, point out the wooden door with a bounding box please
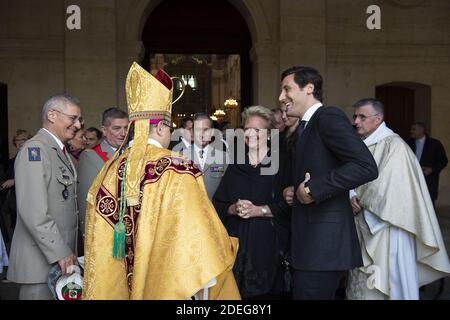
[376,85,415,140]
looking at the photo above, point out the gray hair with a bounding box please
[241,105,275,129]
[102,107,128,126]
[352,98,384,116]
[42,94,80,122]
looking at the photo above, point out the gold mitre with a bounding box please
[126,61,173,125]
[124,62,175,206]
[86,64,178,209]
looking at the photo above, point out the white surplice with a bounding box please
[347,122,450,300]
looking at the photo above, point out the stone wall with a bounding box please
[1,0,449,205]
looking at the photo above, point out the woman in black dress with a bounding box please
[1,130,32,240]
[213,106,289,299]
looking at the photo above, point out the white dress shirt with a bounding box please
[193,144,209,170]
[415,136,426,161]
[302,102,323,127]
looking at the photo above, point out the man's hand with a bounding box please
[296,172,314,204]
[351,196,362,215]
[283,186,294,206]
[0,179,14,190]
[58,253,78,275]
[422,166,433,176]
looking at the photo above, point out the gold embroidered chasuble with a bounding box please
[83,146,240,299]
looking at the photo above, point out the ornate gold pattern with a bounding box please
[124,62,174,206]
[83,62,239,300]
[97,196,117,216]
[84,146,240,299]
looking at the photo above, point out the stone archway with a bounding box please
[0,82,8,165]
[117,0,277,108]
[121,0,271,47]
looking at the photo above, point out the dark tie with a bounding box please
[199,149,204,159]
[297,120,307,138]
[293,120,308,184]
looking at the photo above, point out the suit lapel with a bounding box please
[193,147,204,171]
[410,141,416,153]
[297,107,324,159]
[56,146,76,176]
[421,136,430,163]
[296,107,323,172]
[102,140,117,159]
[203,148,214,173]
[38,129,75,175]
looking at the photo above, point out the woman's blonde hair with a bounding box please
[12,129,32,144]
[241,105,275,129]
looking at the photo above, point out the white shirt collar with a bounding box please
[193,143,209,155]
[181,137,191,148]
[417,136,426,143]
[103,139,118,151]
[43,128,65,151]
[128,138,163,148]
[148,138,163,148]
[302,102,323,122]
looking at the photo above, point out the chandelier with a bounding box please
[213,109,226,117]
[224,98,238,109]
[176,74,197,90]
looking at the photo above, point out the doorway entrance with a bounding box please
[376,82,431,140]
[141,0,252,127]
[0,83,8,167]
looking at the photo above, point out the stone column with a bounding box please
[116,41,145,108]
[64,0,118,127]
[279,0,327,97]
[249,41,279,108]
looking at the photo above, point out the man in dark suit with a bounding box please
[408,122,448,207]
[169,116,193,152]
[279,66,378,299]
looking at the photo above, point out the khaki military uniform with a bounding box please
[7,128,78,299]
[183,145,228,200]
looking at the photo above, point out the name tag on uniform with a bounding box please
[210,165,225,173]
[28,147,41,161]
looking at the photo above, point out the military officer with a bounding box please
[7,94,82,300]
[183,112,228,200]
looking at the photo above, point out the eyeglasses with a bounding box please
[162,122,172,129]
[352,113,380,122]
[53,109,84,126]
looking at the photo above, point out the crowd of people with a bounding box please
[0,63,449,300]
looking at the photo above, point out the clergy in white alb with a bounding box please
[346,98,450,300]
